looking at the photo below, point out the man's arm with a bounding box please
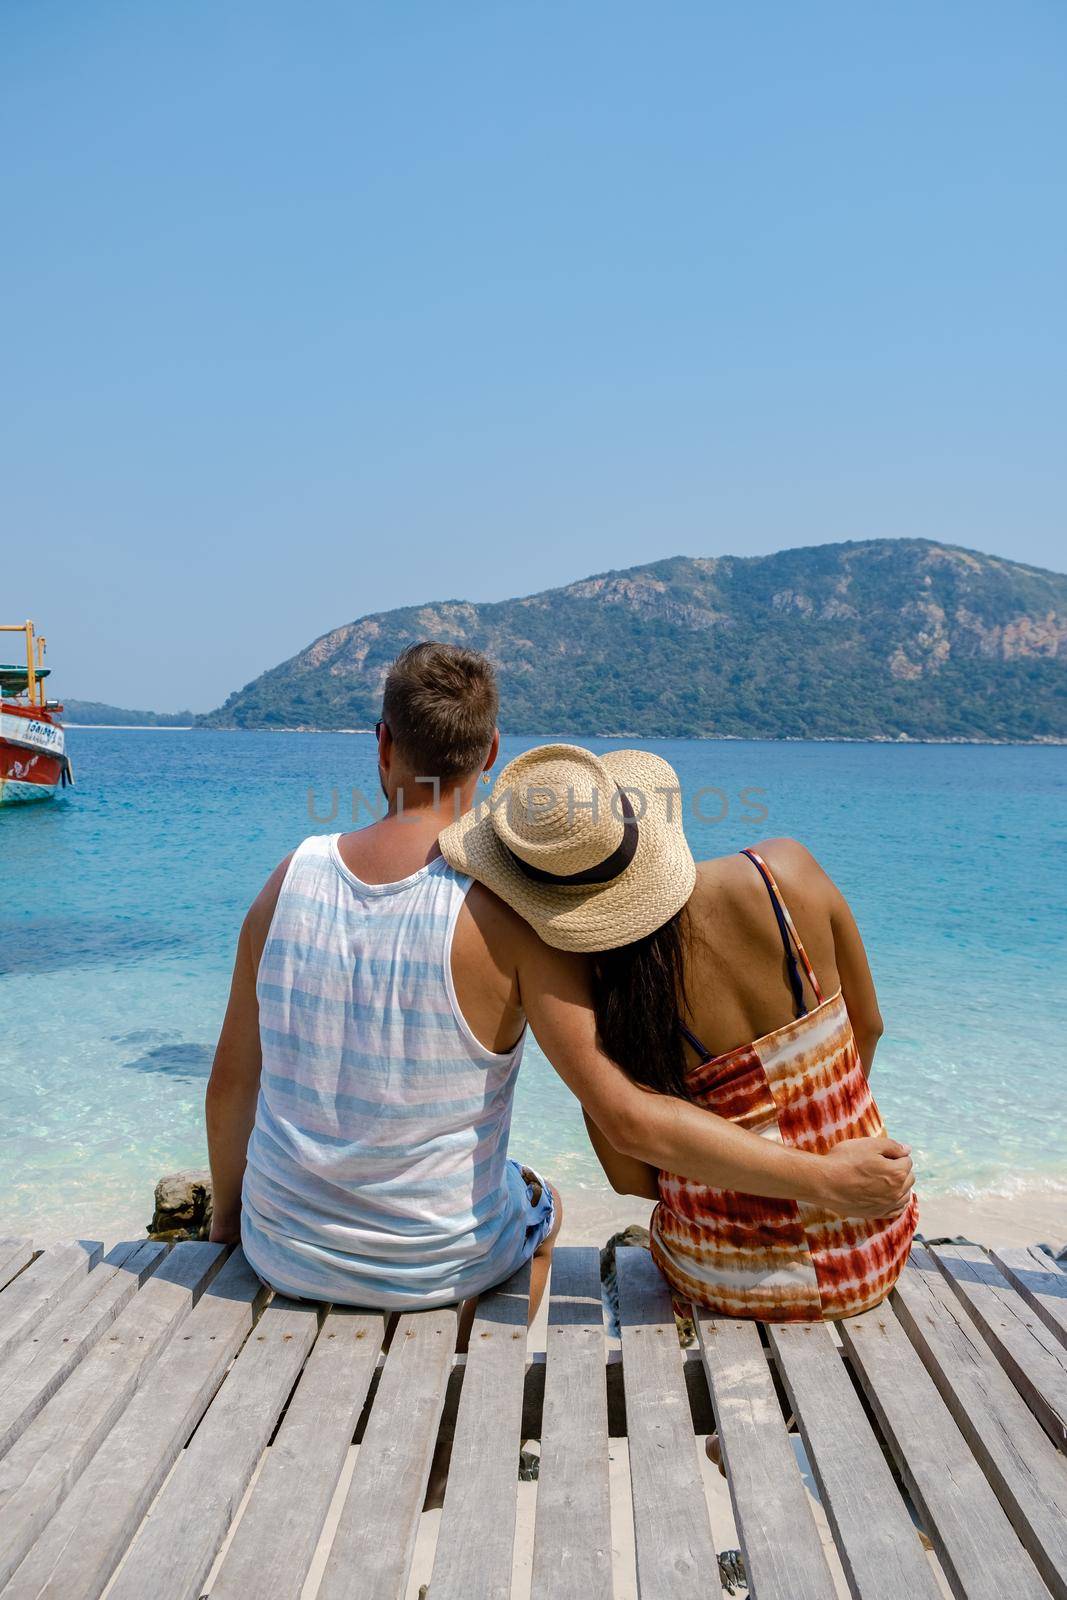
[205,855,291,1242]
[516,929,913,1219]
[583,1110,660,1198]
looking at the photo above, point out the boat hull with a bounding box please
[0,703,68,805]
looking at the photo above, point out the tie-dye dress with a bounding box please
[649,849,917,1321]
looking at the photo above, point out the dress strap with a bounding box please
[679,1019,711,1061]
[740,849,824,1016]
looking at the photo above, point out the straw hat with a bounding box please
[438,744,695,952]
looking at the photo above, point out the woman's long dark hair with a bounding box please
[590,907,692,1099]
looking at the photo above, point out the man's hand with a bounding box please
[815,1136,914,1219]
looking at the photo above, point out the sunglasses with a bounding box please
[375,719,389,740]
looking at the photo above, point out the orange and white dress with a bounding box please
[650,849,917,1322]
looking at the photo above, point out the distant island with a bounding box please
[63,700,194,728]
[199,539,1066,742]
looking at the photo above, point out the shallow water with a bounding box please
[2,729,1064,1239]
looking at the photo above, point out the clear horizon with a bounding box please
[3,2,1065,712]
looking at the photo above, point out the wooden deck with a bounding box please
[0,1235,1064,1598]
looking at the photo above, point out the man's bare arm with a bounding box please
[583,1110,661,1198]
[517,929,913,1219]
[205,855,291,1242]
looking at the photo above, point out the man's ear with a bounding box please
[377,721,394,774]
[485,727,501,772]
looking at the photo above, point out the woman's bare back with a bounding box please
[680,838,847,1061]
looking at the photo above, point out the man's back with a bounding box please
[240,831,537,1309]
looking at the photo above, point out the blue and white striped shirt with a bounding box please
[241,833,536,1308]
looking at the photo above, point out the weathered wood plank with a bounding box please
[0,1241,102,1364]
[696,1314,836,1600]
[991,1247,1067,1350]
[933,1243,1067,1449]
[431,1263,533,1600]
[530,1248,613,1600]
[0,1240,226,1590]
[768,1319,950,1600]
[615,1248,717,1600]
[839,1295,1050,1600]
[0,1239,34,1293]
[316,1303,459,1600]
[106,1294,318,1600]
[210,1304,387,1600]
[893,1246,1067,1599]
[1,1248,267,1600]
[0,1240,166,1458]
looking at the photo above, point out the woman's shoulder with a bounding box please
[692,838,829,906]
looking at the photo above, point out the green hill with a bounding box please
[199,540,1067,742]
[63,701,194,727]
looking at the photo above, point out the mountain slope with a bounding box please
[63,701,194,727]
[200,540,1067,741]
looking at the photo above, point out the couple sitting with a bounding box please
[206,641,916,1330]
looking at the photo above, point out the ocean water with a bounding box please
[1,729,1064,1241]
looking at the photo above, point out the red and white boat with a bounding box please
[0,620,73,805]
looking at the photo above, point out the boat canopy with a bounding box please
[0,665,51,697]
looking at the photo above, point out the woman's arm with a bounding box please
[762,838,884,1079]
[583,1110,660,1198]
[516,927,912,1218]
[828,883,884,1077]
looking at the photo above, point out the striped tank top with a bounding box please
[650,849,917,1322]
[241,833,533,1309]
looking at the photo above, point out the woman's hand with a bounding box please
[814,1136,915,1219]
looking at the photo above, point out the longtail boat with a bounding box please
[0,620,73,805]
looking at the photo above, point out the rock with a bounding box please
[717,1548,747,1594]
[147,1171,214,1241]
[599,1225,694,1347]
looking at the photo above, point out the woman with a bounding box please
[440,742,917,1322]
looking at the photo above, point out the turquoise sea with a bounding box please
[2,729,1065,1240]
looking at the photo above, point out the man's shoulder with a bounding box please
[461,879,534,955]
[453,880,552,985]
[244,847,302,953]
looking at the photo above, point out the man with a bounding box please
[207,642,913,1322]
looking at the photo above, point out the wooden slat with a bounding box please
[0,1240,166,1458]
[0,1241,102,1364]
[0,1239,34,1293]
[430,1263,533,1600]
[316,1303,459,1600]
[615,1248,717,1600]
[768,1318,941,1600]
[893,1247,1067,1600]
[106,1294,318,1600]
[530,1248,612,1600]
[839,1295,1050,1600]
[1,1248,268,1600]
[932,1244,1067,1449]
[991,1247,1067,1349]
[696,1314,836,1600]
[210,1304,387,1600]
[0,1240,225,1590]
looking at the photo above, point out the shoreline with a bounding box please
[18,1179,1067,1256]
[64,726,1066,746]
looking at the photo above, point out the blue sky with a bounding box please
[3,1,1064,711]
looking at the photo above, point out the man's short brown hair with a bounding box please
[381,642,499,780]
